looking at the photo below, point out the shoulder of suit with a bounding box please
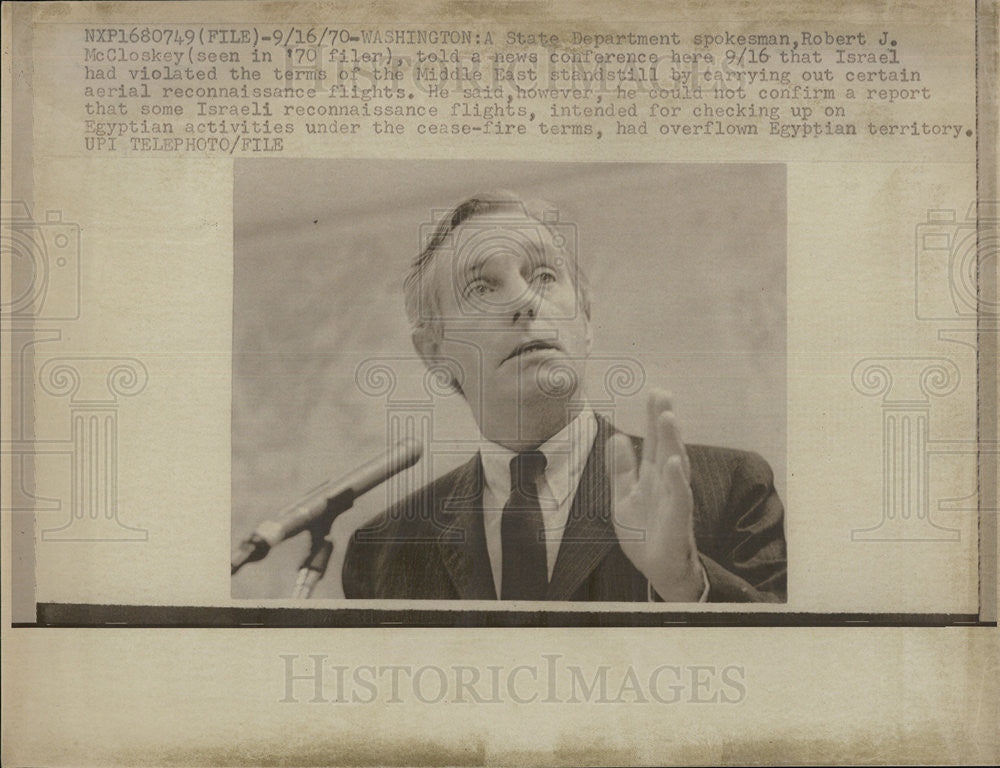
[687,444,777,496]
[355,454,479,537]
[623,434,774,483]
[687,442,771,466]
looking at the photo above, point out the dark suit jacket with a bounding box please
[343,416,786,602]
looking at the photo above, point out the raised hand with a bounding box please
[606,389,705,601]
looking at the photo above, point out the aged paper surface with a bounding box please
[2,0,997,765]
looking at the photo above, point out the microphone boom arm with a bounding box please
[229,487,355,575]
[230,438,422,578]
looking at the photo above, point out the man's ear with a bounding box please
[411,325,440,367]
[412,325,464,395]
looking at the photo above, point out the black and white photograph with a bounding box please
[230,161,787,605]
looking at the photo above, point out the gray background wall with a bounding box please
[231,160,786,599]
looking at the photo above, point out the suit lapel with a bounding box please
[435,455,497,600]
[434,417,639,602]
[546,415,621,600]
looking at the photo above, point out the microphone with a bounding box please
[231,437,423,574]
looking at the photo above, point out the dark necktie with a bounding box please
[500,450,549,600]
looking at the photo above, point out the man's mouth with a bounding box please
[502,339,562,364]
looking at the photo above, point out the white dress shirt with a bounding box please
[479,409,600,594]
[478,409,709,601]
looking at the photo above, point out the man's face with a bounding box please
[423,209,591,438]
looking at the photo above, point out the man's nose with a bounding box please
[503,273,542,324]
[511,304,536,324]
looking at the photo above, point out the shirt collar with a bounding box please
[479,408,598,504]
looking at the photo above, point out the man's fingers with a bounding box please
[644,388,673,465]
[607,433,637,501]
[644,393,660,465]
[658,411,691,483]
[665,455,694,519]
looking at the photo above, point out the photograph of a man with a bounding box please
[342,191,787,602]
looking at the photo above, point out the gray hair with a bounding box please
[403,189,592,333]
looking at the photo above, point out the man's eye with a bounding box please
[533,268,558,284]
[466,280,492,297]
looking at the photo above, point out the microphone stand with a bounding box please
[292,530,335,599]
[231,488,356,598]
[230,437,423,597]
[289,490,354,599]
